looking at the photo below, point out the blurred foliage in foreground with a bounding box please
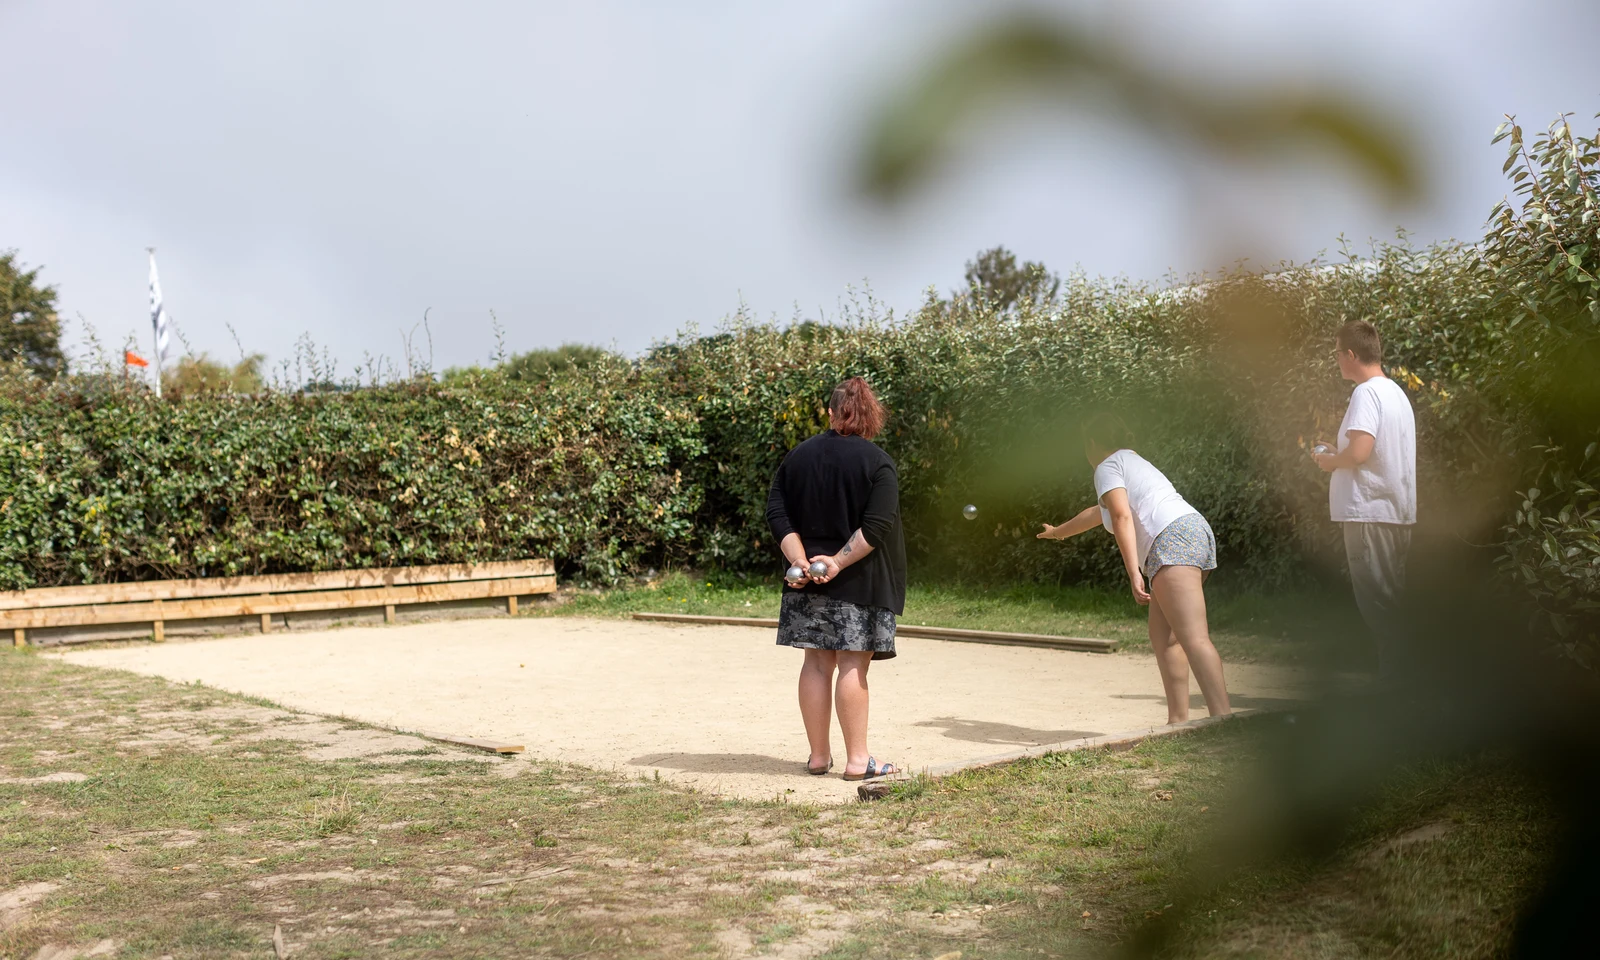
[1,115,1595,657]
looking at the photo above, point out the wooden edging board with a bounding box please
[0,559,556,611]
[855,712,1249,800]
[416,731,526,755]
[2,576,554,631]
[629,612,1114,653]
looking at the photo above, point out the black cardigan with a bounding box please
[765,430,907,614]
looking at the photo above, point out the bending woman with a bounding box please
[1037,413,1231,724]
[765,377,907,781]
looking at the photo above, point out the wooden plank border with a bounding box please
[629,612,1114,653]
[416,731,526,755]
[0,559,556,611]
[1,576,554,631]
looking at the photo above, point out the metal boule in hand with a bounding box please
[785,564,807,584]
[808,560,829,579]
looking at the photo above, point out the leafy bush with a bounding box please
[443,343,616,385]
[1480,115,1600,657]
[0,361,702,588]
[162,352,267,397]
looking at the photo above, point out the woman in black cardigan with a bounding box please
[765,377,906,781]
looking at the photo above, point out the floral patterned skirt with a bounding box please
[776,590,897,660]
[1142,512,1219,581]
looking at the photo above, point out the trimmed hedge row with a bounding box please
[0,252,1520,591]
[0,372,702,587]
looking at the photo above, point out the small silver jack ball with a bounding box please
[785,565,806,583]
[963,504,978,520]
[808,560,829,579]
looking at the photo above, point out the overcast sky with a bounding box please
[3,0,1596,379]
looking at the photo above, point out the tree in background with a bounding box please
[962,245,1060,310]
[162,353,266,397]
[502,343,613,382]
[445,343,615,385]
[1,250,67,378]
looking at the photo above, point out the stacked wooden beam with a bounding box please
[1,560,556,646]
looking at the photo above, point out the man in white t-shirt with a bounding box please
[1313,320,1416,678]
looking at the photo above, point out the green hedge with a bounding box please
[0,252,1536,589]
[0,370,703,587]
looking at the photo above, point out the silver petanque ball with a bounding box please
[1312,443,1333,457]
[785,565,806,583]
[809,560,829,579]
[963,504,978,520]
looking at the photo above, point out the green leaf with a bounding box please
[854,13,1421,205]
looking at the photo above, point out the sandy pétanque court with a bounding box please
[52,616,1303,802]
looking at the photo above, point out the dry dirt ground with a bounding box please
[51,617,1303,802]
[0,642,1248,960]
[2,634,1546,960]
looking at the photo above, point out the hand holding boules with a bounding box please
[1311,440,1338,473]
[806,556,841,584]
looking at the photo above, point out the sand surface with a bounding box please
[52,616,1301,802]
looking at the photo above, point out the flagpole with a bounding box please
[147,248,163,399]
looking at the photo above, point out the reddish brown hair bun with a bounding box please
[829,377,886,440]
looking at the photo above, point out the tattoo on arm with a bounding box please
[838,529,870,563]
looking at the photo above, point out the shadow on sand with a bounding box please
[912,717,1101,746]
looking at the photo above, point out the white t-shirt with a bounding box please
[1093,449,1199,564]
[1329,375,1416,525]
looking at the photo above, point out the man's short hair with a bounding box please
[1336,320,1382,365]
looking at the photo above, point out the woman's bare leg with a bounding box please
[834,651,874,775]
[1147,595,1192,724]
[1151,566,1231,716]
[799,649,836,767]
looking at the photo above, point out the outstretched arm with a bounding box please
[1037,504,1102,540]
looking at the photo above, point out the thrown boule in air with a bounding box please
[963,504,978,520]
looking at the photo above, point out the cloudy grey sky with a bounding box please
[3,0,1596,378]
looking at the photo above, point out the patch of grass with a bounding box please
[534,571,1367,665]
[0,648,1546,959]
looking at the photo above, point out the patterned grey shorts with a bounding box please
[1143,512,1218,581]
[777,590,897,660]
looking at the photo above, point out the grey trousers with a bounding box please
[1342,522,1412,678]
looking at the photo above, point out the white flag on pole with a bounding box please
[148,250,171,362]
